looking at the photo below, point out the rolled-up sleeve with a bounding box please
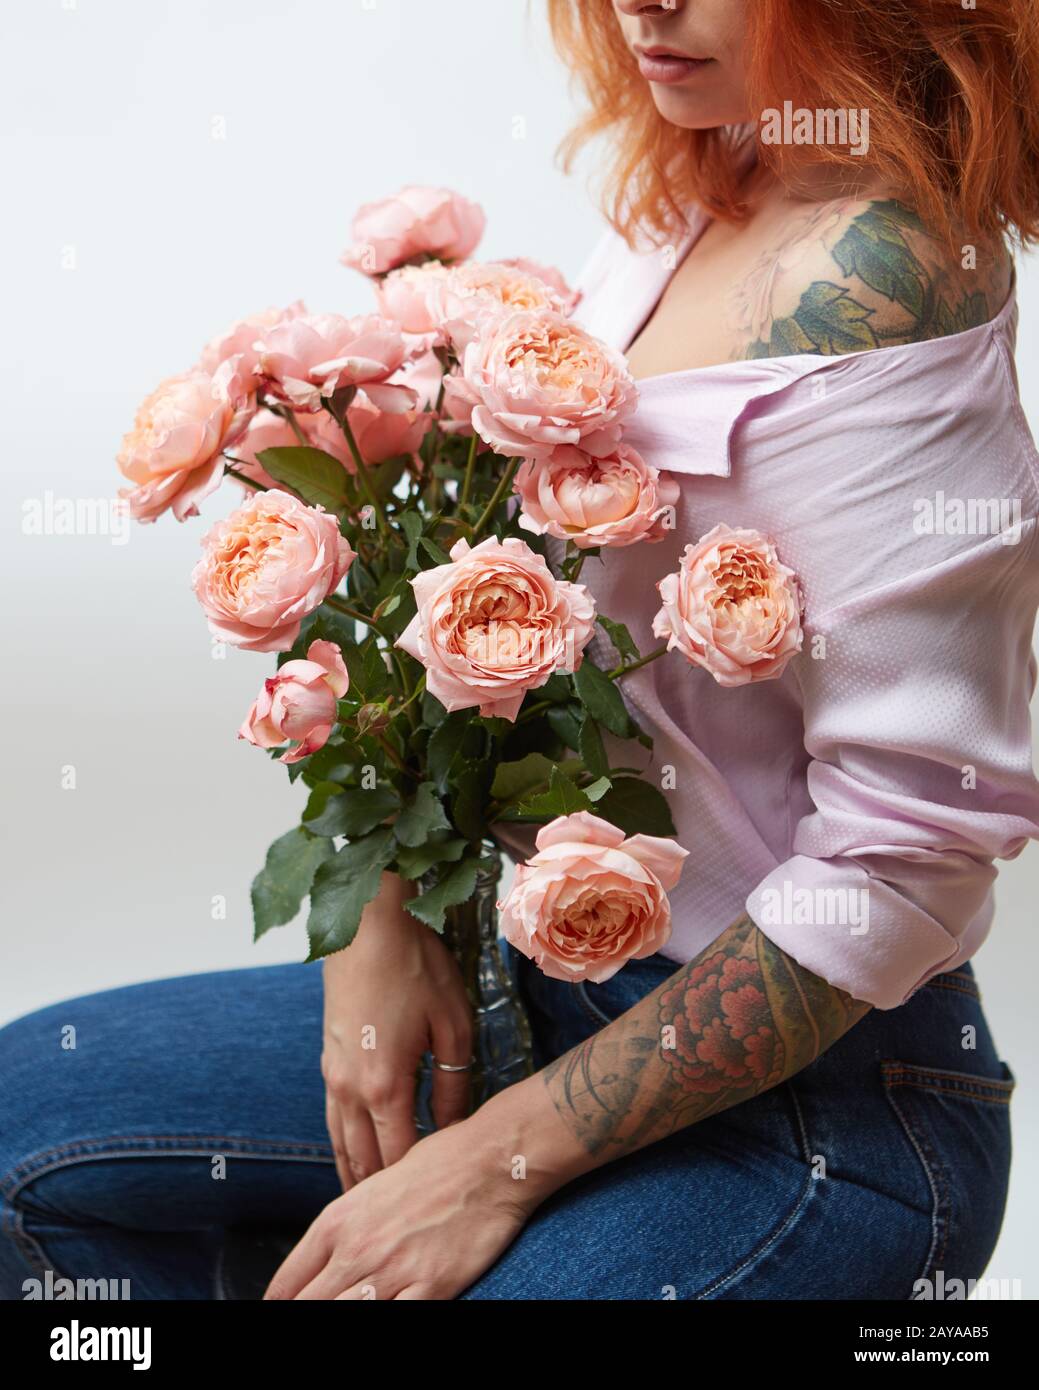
[747,520,1039,1008]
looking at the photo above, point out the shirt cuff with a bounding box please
[745,855,960,1009]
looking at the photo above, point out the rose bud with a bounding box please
[238,641,349,764]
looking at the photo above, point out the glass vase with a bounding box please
[414,846,534,1134]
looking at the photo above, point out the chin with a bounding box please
[649,87,748,132]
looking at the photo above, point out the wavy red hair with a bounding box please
[547,0,1039,251]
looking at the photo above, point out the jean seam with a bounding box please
[573,982,613,1030]
[924,978,981,1001]
[694,1082,815,1300]
[1,1133,333,1198]
[880,1068,948,1288]
[2,1135,335,1283]
[880,1062,1014,1106]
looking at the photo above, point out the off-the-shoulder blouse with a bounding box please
[569,210,1039,1009]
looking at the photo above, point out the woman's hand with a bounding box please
[264,1110,534,1300]
[321,872,473,1191]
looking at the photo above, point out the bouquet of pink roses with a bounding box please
[118,185,802,1111]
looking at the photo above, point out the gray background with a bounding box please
[2,0,1035,1292]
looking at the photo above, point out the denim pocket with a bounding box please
[880,1059,1015,1293]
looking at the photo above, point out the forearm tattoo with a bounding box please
[543,915,871,1159]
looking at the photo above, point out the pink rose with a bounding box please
[117,360,254,523]
[192,488,355,652]
[453,310,638,460]
[347,394,433,464]
[652,523,803,686]
[494,258,580,314]
[428,262,573,351]
[437,371,484,441]
[226,408,353,489]
[199,301,306,386]
[374,263,451,335]
[238,639,349,764]
[395,535,595,721]
[256,312,416,414]
[515,443,680,549]
[498,812,689,983]
[340,185,486,275]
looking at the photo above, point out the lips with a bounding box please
[634,47,711,85]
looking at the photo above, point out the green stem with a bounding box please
[222,461,261,491]
[608,646,669,680]
[375,732,414,779]
[273,405,311,448]
[471,457,522,540]
[323,594,387,636]
[460,431,479,508]
[333,410,394,542]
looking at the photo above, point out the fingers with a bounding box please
[430,1012,474,1131]
[340,1106,383,1186]
[368,1086,418,1169]
[325,1096,354,1193]
[264,1209,334,1301]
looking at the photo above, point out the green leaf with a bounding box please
[573,660,631,738]
[300,744,356,788]
[394,781,451,847]
[596,615,641,664]
[277,611,358,668]
[547,702,583,751]
[395,834,468,880]
[303,784,400,837]
[422,691,448,727]
[372,591,401,621]
[832,219,924,319]
[593,776,676,836]
[305,828,397,959]
[343,640,390,700]
[301,780,346,829]
[584,776,612,802]
[426,710,470,790]
[418,536,452,567]
[251,827,335,941]
[514,766,593,819]
[452,760,490,841]
[789,282,878,355]
[256,446,351,513]
[869,199,926,234]
[578,716,609,778]
[406,856,480,933]
[400,512,424,569]
[769,314,818,356]
[490,752,559,803]
[538,672,572,703]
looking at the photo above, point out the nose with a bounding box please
[614,1,683,16]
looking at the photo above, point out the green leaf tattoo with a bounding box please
[742,199,997,361]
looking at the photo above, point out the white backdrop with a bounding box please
[2,0,1036,1293]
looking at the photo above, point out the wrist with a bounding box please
[464,1071,593,1214]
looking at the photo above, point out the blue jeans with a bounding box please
[0,950,1014,1300]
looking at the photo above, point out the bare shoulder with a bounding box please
[729,197,1013,361]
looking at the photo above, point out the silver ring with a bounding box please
[432,1056,475,1072]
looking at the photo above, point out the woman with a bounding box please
[3,0,1039,1300]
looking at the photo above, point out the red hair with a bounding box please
[547,0,1039,251]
